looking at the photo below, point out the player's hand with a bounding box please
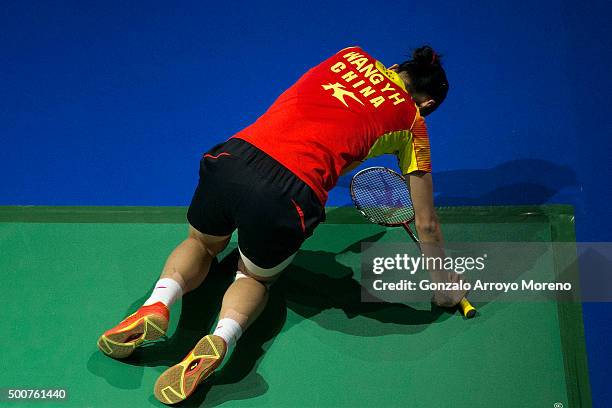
[432,272,469,308]
[432,289,468,308]
[429,269,469,308]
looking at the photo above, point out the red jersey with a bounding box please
[232,46,431,204]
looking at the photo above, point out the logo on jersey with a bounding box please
[322,82,365,108]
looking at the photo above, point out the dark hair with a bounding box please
[398,45,449,115]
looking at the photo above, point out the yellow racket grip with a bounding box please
[459,298,477,319]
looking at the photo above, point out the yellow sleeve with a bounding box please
[365,115,432,175]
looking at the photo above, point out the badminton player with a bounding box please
[97,45,465,404]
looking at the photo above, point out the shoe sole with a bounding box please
[154,335,226,405]
[97,313,168,359]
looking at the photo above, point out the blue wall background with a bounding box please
[2,1,610,405]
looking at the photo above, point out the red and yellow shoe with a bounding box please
[97,302,169,359]
[154,334,227,405]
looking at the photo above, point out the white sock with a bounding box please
[213,318,243,348]
[143,278,183,308]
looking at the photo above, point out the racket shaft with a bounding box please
[401,222,419,245]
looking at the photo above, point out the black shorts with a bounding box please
[187,138,326,269]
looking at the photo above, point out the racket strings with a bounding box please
[351,168,415,224]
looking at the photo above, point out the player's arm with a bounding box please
[400,117,466,306]
[397,115,438,242]
[408,170,467,307]
[407,171,442,244]
[409,170,467,308]
[406,171,446,286]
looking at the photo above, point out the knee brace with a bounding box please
[238,247,295,278]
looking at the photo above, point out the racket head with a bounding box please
[350,166,415,227]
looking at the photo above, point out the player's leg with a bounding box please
[216,254,289,333]
[97,227,231,359]
[98,144,236,359]
[153,253,291,405]
[210,250,295,345]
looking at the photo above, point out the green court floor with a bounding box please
[0,205,591,407]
